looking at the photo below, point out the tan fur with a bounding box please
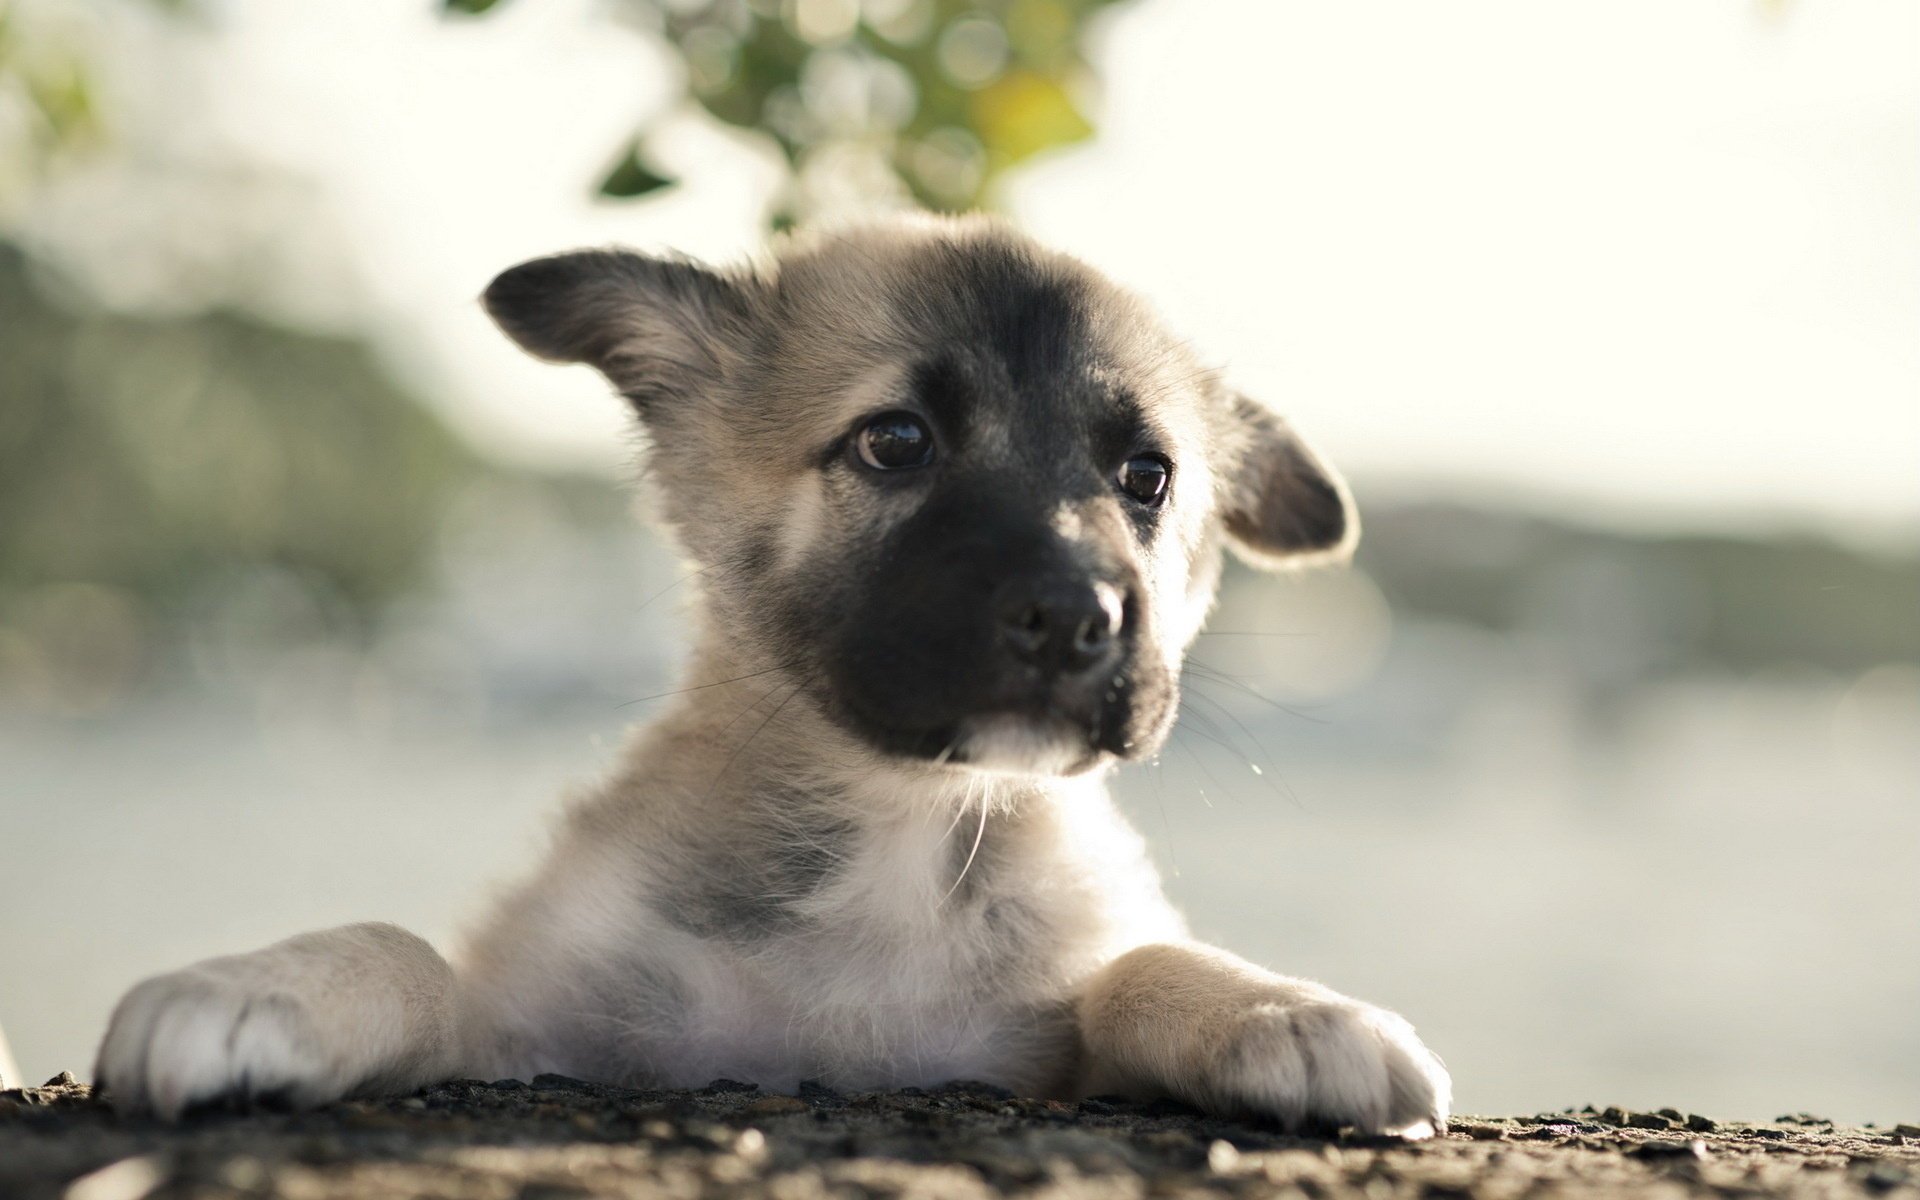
[1080,945,1446,1135]
[94,216,1449,1136]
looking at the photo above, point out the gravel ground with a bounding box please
[4,1073,1917,1200]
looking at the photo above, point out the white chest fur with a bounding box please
[482,769,1186,1094]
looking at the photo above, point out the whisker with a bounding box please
[1173,697,1230,743]
[1183,661,1329,725]
[1179,685,1306,812]
[617,660,801,708]
[1148,754,1179,878]
[713,680,784,741]
[937,793,973,844]
[1173,703,1245,760]
[701,681,806,798]
[941,796,990,904]
[1192,630,1313,638]
[1165,727,1224,809]
[633,561,718,617]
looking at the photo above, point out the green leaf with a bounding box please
[442,0,506,16]
[970,69,1092,169]
[597,141,675,200]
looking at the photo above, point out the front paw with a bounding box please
[1214,998,1451,1138]
[95,968,347,1119]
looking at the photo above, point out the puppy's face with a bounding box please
[486,218,1354,775]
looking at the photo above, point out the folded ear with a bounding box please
[482,248,757,415]
[1220,394,1359,567]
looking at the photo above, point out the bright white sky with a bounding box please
[52,0,1920,541]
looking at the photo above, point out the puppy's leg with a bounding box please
[1076,943,1450,1138]
[95,923,464,1119]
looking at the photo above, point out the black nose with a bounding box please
[997,579,1126,677]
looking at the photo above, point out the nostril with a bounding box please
[1003,603,1049,654]
[997,579,1129,671]
[1072,614,1112,653]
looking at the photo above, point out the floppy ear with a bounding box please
[482,248,757,415]
[1220,394,1359,567]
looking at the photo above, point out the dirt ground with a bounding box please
[4,1073,1917,1200]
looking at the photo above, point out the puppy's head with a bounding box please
[486,217,1353,776]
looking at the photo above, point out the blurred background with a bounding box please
[1,0,1915,1121]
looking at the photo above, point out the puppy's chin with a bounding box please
[945,714,1106,778]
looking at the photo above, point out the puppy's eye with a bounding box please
[1118,455,1171,506]
[855,412,935,470]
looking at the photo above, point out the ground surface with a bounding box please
[4,1074,1917,1200]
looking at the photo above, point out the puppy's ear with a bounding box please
[1220,394,1359,567]
[483,249,756,414]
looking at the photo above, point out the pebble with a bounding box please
[63,1155,167,1200]
[1863,1163,1913,1190]
[1206,1139,1240,1172]
[938,1080,1015,1100]
[744,1095,808,1116]
[798,1080,847,1108]
[1630,1139,1710,1161]
[529,1074,596,1092]
[1685,1114,1719,1133]
[217,1157,269,1191]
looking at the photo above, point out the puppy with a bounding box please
[95,216,1451,1136]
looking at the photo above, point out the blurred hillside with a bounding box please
[0,240,479,714]
[1358,507,1919,683]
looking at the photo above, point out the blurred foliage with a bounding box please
[0,242,479,700]
[444,0,1127,223]
[0,1,104,203]
[0,243,477,609]
[599,137,677,199]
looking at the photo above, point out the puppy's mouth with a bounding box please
[812,636,1174,777]
[937,712,1107,776]
[840,696,1136,778]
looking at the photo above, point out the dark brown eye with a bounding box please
[1118,455,1171,506]
[855,412,934,470]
